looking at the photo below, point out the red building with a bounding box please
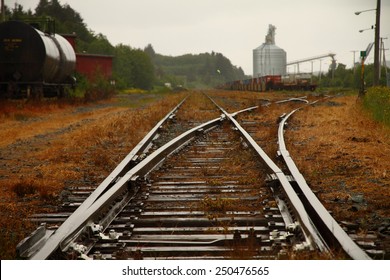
[62,34,113,82]
[76,53,113,81]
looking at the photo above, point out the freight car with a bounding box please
[0,20,76,98]
[61,34,114,82]
[222,74,317,92]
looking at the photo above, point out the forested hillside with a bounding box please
[145,44,246,88]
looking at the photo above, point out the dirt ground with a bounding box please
[0,90,389,259]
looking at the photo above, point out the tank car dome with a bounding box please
[253,24,287,77]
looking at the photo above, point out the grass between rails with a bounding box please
[176,91,221,122]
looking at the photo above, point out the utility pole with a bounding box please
[319,59,322,82]
[373,0,381,86]
[359,52,366,97]
[351,50,358,74]
[379,37,388,79]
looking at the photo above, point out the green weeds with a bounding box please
[363,87,390,127]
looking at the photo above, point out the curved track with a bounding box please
[17,92,376,259]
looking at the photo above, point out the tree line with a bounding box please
[317,62,389,89]
[4,0,246,91]
[144,44,246,89]
[5,0,154,90]
[9,1,385,91]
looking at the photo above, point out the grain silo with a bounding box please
[253,24,286,77]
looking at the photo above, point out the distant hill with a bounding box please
[145,45,247,88]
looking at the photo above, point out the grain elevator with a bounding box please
[253,24,287,77]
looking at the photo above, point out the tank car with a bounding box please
[0,20,76,98]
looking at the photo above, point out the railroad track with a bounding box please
[17,92,379,259]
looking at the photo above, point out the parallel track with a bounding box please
[17,92,377,259]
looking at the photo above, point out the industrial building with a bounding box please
[253,24,287,77]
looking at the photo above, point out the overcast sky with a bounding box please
[6,0,390,75]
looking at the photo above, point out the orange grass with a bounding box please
[0,100,124,148]
[0,92,184,259]
[176,91,220,122]
[286,95,390,227]
[2,90,388,259]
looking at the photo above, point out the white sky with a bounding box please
[6,0,390,75]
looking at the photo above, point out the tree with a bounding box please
[35,0,49,15]
[88,33,114,55]
[8,4,33,19]
[150,51,246,88]
[34,0,94,46]
[113,45,155,90]
[144,44,156,59]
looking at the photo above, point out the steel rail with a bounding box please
[55,105,260,258]
[29,117,223,259]
[275,96,309,104]
[17,96,187,259]
[278,105,371,260]
[75,96,188,210]
[24,104,259,259]
[205,93,328,253]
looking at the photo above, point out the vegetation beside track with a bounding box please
[363,87,390,128]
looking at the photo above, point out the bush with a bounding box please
[363,87,390,127]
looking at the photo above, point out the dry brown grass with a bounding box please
[0,92,185,259]
[0,101,124,148]
[206,90,390,258]
[176,91,220,122]
[286,95,390,228]
[2,90,388,259]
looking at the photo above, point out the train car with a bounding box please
[0,21,76,98]
[280,73,317,91]
[76,53,113,81]
[62,34,114,82]
[221,74,317,92]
